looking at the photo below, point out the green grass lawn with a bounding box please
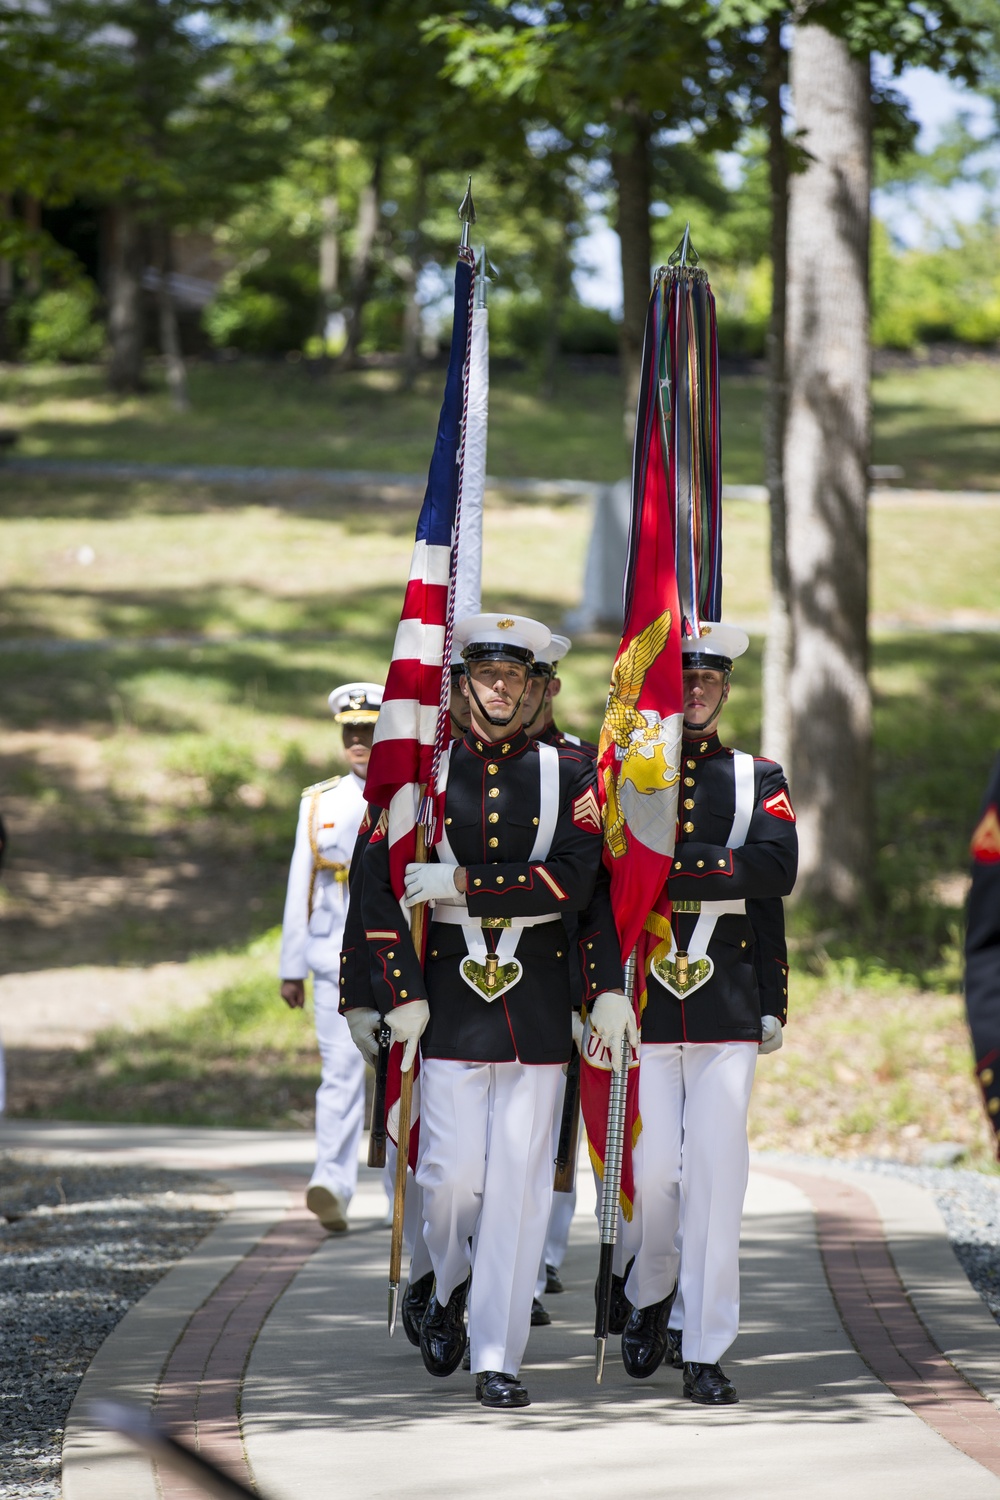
[2,356,998,488]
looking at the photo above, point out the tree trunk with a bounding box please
[401,164,427,393]
[106,202,145,393]
[611,98,651,448]
[318,190,340,347]
[0,194,13,359]
[154,220,188,412]
[343,154,383,366]
[760,18,791,767]
[784,23,873,911]
[24,196,41,295]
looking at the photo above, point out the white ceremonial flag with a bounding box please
[453,302,488,625]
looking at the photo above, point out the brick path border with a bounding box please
[764,1168,1000,1477]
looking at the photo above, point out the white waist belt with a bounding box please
[432,907,561,929]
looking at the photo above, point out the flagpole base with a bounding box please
[595,1336,607,1384]
[388,1281,400,1336]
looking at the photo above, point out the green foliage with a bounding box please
[24,283,105,364]
[872,220,1000,349]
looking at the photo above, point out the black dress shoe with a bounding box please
[545,1263,564,1295]
[595,1256,634,1335]
[400,1271,434,1348]
[621,1285,677,1379]
[683,1361,739,1405]
[530,1297,551,1326]
[665,1328,684,1370]
[475,1370,531,1409]
[419,1277,469,1377]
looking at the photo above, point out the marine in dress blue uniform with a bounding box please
[361,614,623,1408]
[279,682,382,1232]
[965,754,1000,1153]
[591,623,797,1405]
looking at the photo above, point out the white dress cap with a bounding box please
[680,622,750,667]
[454,612,552,665]
[328,681,384,722]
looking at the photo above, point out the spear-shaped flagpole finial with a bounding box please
[475,244,498,308]
[459,177,476,250]
[667,221,699,269]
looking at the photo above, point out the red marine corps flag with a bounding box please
[581,234,723,1374]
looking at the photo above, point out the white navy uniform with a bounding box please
[280,770,368,1203]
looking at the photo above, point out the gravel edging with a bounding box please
[0,1154,228,1500]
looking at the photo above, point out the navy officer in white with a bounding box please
[279,681,383,1232]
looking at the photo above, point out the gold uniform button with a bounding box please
[696,860,705,868]
[740,941,747,949]
[488,837,498,848]
[487,763,499,774]
[518,875,526,883]
[556,950,563,958]
[445,817,452,826]
[496,876,504,885]
[489,787,500,798]
[400,990,408,999]
[489,812,499,823]
[683,821,694,833]
[984,1068,995,1087]
[989,1098,1000,1116]
[718,859,727,867]
[683,798,695,810]
[674,860,682,870]
[532,816,539,825]
[393,969,401,976]
[589,962,595,970]
[430,950,438,957]
[684,777,695,787]
[474,879,482,887]
[387,951,395,959]
[686,759,696,770]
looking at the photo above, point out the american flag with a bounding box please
[364,247,476,903]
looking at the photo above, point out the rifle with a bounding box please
[367,1021,391,1169]
[553,1048,581,1194]
[593,949,637,1383]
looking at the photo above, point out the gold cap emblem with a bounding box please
[497,617,515,630]
[700,624,712,636]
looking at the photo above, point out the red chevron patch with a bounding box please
[971,805,1000,864]
[368,807,389,844]
[763,789,796,823]
[572,785,602,834]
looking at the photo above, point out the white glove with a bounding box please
[589,991,638,1073]
[571,1011,585,1054]
[402,862,465,909]
[388,998,430,1072]
[759,1015,783,1054]
[344,1006,382,1066]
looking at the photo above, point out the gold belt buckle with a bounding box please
[481,916,512,930]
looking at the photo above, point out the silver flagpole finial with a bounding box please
[667,222,699,269]
[459,177,476,249]
[475,245,498,308]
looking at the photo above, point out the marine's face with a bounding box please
[682,669,728,731]
[450,675,472,737]
[521,672,548,734]
[342,722,375,775]
[462,658,529,732]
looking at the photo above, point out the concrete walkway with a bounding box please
[6,1120,1000,1500]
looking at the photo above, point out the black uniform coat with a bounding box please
[338,802,381,1014]
[361,725,623,1064]
[642,731,798,1045]
[965,752,1000,1149]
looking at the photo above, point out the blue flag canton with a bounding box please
[416,257,474,549]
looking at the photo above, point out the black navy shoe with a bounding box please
[400,1270,434,1348]
[475,1370,531,1409]
[530,1297,551,1327]
[419,1277,469,1377]
[665,1328,684,1370]
[621,1285,677,1379]
[683,1361,739,1405]
[545,1263,564,1295]
[595,1256,634,1335]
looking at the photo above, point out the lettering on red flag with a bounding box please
[763,789,796,823]
[971,806,1000,864]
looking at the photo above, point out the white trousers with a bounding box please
[311,976,366,1202]
[535,1071,576,1298]
[384,1144,433,1284]
[622,1042,756,1366]
[416,1058,563,1377]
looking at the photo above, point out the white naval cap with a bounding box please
[454,612,551,668]
[328,681,384,723]
[532,632,571,674]
[681,622,750,671]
